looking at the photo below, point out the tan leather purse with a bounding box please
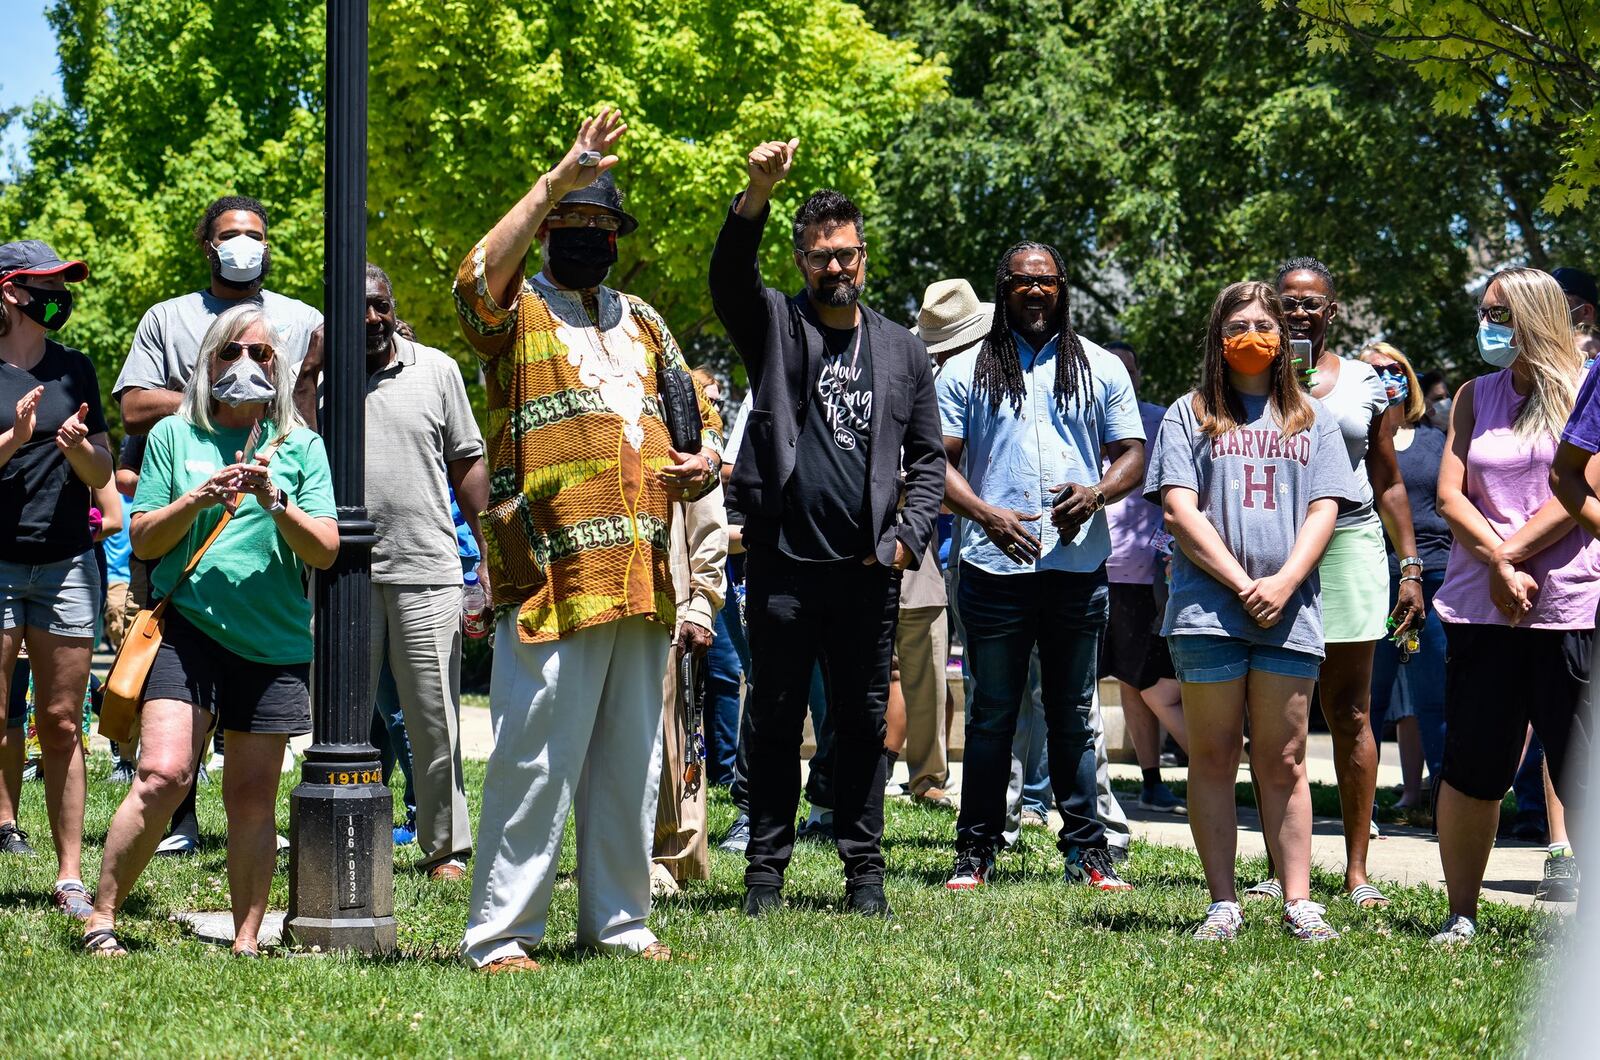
[99,433,280,743]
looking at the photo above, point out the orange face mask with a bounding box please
[1222,331,1279,375]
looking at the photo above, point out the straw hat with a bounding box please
[912,278,992,355]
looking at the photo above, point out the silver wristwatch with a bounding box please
[265,487,287,514]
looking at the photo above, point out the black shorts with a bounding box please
[1098,581,1175,689]
[1441,623,1592,802]
[143,607,311,735]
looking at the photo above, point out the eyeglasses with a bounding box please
[220,341,275,363]
[1222,321,1278,337]
[1477,304,1512,325]
[800,246,865,272]
[546,210,622,232]
[1279,296,1330,313]
[1007,273,1063,294]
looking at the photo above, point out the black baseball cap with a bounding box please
[1553,266,1598,310]
[555,171,638,236]
[0,239,89,286]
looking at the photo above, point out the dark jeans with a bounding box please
[1370,566,1446,777]
[705,608,744,788]
[742,544,899,888]
[956,563,1109,854]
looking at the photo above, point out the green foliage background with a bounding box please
[1,0,1597,417]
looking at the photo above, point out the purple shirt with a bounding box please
[1561,358,1600,453]
[1105,400,1167,584]
[1435,369,1600,629]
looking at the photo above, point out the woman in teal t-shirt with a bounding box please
[84,303,338,958]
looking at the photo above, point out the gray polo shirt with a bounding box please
[364,337,484,584]
[113,288,323,398]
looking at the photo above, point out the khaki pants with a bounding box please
[654,642,709,882]
[104,581,138,651]
[896,605,950,795]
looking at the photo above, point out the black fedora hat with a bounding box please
[555,171,638,237]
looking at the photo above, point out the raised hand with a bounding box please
[746,138,799,195]
[11,385,44,445]
[547,107,627,199]
[54,402,90,454]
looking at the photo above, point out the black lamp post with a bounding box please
[285,0,395,955]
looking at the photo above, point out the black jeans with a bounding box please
[956,563,1109,854]
[742,544,899,888]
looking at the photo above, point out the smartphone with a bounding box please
[1290,338,1315,388]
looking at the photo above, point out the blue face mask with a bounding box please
[1477,321,1518,368]
[1377,368,1409,407]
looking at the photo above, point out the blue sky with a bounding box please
[1,1,62,178]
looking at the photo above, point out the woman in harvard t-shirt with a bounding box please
[1145,280,1361,944]
[0,240,113,920]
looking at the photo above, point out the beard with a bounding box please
[813,275,864,308]
[1017,308,1054,338]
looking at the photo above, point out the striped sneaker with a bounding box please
[1283,899,1339,942]
[1192,901,1243,941]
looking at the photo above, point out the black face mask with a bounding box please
[546,227,617,290]
[14,284,73,331]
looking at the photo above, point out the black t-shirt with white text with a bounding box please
[778,321,874,562]
[0,341,109,563]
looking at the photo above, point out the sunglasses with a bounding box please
[800,246,865,272]
[546,210,622,232]
[1477,304,1512,325]
[220,341,275,363]
[1007,273,1062,294]
[1279,296,1330,313]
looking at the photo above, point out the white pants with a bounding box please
[462,614,669,966]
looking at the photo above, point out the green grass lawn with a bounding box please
[0,754,1548,1057]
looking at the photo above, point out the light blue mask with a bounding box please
[1476,321,1518,368]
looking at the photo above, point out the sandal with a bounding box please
[639,941,672,962]
[82,927,128,957]
[478,955,541,974]
[1243,878,1283,902]
[1348,882,1390,909]
[52,881,94,921]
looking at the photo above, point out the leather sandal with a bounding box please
[639,941,672,961]
[82,927,128,957]
[478,955,541,974]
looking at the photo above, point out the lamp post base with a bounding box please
[285,769,396,955]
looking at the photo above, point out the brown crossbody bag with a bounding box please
[99,430,280,743]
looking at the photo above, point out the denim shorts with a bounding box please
[1166,633,1322,683]
[0,550,101,639]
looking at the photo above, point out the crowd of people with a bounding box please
[2,103,1598,962]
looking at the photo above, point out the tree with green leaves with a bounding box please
[0,0,945,424]
[1275,0,1600,210]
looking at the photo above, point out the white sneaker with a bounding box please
[1430,914,1477,946]
[1193,900,1243,941]
[155,832,198,856]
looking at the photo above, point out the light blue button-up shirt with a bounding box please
[937,333,1144,575]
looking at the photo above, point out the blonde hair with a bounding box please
[179,302,304,442]
[1490,267,1582,440]
[1359,341,1424,424]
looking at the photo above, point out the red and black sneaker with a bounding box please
[945,847,995,891]
[1064,846,1133,891]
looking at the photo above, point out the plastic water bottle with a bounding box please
[462,570,488,640]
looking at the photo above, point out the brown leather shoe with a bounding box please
[428,861,467,881]
[639,941,672,961]
[478,955,541,974]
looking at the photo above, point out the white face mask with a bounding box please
[212,358,276,407]
[214,234,266,282]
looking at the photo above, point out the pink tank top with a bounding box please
[1434,369,1600,629]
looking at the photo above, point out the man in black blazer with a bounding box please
[709,138,945,918]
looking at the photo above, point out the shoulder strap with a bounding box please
[160,434,288,602]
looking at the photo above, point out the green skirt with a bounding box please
[1319,522,1391,644]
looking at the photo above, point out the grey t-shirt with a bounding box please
[1316,356,1387,529]
[1143,391,1361,656]
[364,337,484,584]
[113,289,323,399]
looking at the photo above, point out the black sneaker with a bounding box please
[945,847,995,891]
[1537,852,1581,902]
[743,884,783,918]
[843,880,892,918]
[0,821,34,856]
[1064,846,1133,891]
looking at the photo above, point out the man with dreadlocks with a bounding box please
[709,137,945,919]
[936,242,1146,892]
